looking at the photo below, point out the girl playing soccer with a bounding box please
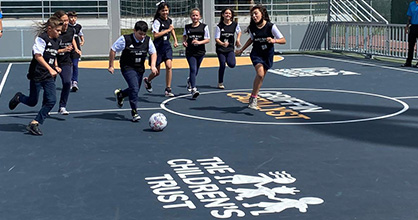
[183,8,210,99]
[68,11,85,92]
[236,4,286,109]
[143,1,178,97]
[108,21,158,122]
[215,8,241,89]
[8,16,63,135]
[53,10,78,115]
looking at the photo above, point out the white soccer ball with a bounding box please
[149,112,167,131]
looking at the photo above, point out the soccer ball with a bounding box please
[149,113,167,131]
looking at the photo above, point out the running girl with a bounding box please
[235,5,286,109]
[143,1,178,97]
[183,8,210,99]
[8,16,63,135]
[215,8,241,89]
[53,10,78,115]
[68,11,84,92]
[108,21,158,122]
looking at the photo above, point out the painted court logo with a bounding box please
[228,91,330,120]
[145,157,324,218]
[268,67,360,77]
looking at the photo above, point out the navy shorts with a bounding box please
[250,48,274,70]
[155,46,173,66]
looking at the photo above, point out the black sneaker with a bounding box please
[165,87,175,97]
[9,92,22,110]
[26,123,43,136]
[143,77,153,93]
[131,109,141,122]
[114,89,124,108]
[401,63,412,67]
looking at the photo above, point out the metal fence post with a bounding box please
[203,0,215,54]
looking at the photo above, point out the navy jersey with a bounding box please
[57,27,74,66]
[249,22,274,54]
[216,21,238,53]
[120,34,150,74]
[185,23,207,57]
[153,17,172,49]
[27,32,60,82]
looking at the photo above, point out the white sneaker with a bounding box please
[71,81,79,92]
[59,107,69,115]
[131,109,141,122]
[191,87,200,99]
[248,97,258,110]
[218,83,225,89]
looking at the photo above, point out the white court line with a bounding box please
[394,96,418,99]
[161,88,409,125]
[0,107,162,118]
[303,54,418,74]
[0,63,13,96]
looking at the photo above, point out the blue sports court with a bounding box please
[1,54,418,219]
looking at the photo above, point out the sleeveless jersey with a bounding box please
[185,23,206,57]
[120,34,150,74]
[249,22,274,55]
[216,21,238,53]
[27,32,60,82]
[57,27,75,66]
[153,17,172,49]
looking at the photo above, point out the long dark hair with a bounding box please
[219,8,235,25]
[34,16,63,36]
[246,4,270,33]
[153,2,170,21]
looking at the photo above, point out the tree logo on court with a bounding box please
[145,157,324,218]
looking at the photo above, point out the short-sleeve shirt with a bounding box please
[407,1,418,25]
[111,34,156,54]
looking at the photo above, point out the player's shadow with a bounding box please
[176,85,219,90]
[305,102,418,148]
[190,106,253,116]
[105,96,160,104]
[0,123,27,133]
[74,113,130,121]
[197,85,219,90]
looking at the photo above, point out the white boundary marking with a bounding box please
[0,63,13,96]
[160,88,409,125]
[302,54,418,74]
[394,96,418,99]
[0,107,161,118]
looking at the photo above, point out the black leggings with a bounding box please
[217,51,236,83]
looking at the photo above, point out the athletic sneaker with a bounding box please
[26,123,42,136]
[131,109,141,122]
[143,77,153,93]
[165,87,175,97]
[191,87,200,99]
[248,96,258,110]
[218,83,225,89]
[186,77,192,92]
[114,89,123,108]
[58,107,69,115]
[9,92,22,110]
[71,81,79,92]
